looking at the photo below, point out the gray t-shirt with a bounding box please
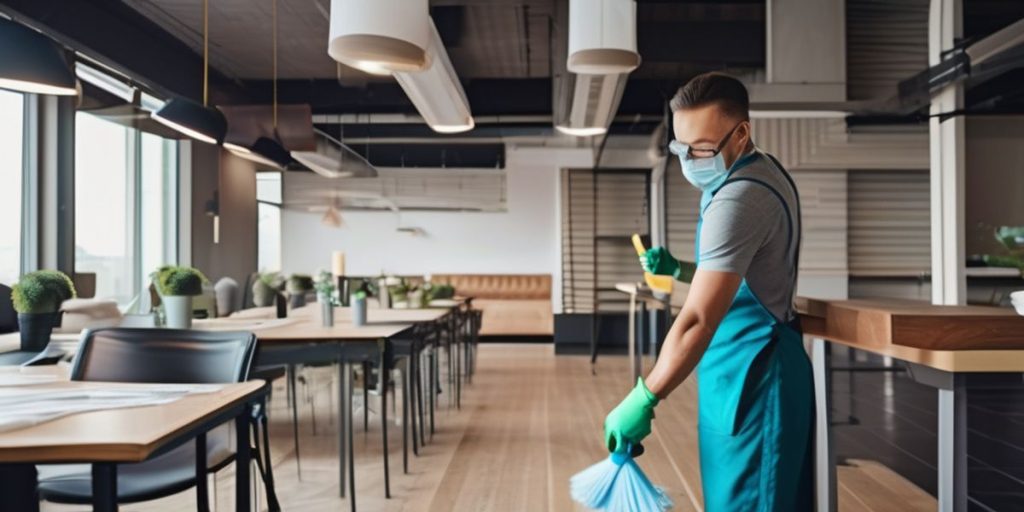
[696,151,800,321]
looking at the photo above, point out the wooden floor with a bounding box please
[42,344,935,511]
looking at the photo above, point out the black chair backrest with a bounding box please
[0,284,16,334]
[70,328,257,384]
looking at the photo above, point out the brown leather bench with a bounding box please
[432,274,553,337]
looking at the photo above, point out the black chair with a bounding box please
[36,328,258,509]
[0,284,17,334]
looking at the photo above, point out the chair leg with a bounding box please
[288,365,302,481]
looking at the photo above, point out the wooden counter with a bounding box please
[797,297,1024,372]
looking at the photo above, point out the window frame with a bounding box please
[73,110,180,304]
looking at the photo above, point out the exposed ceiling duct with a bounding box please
[327,0,429,75]
[552,0,635,137]
[393,21,475,134]
[290,128,379,178]
[567,0,640,75]
[554,72,629,137]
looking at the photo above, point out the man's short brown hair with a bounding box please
[669,72,750,121]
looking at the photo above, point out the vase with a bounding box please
[289,292,307,309]
[163,295,193,329]
[320,296,335,327]
[18,313,55,352]
[351,294,367,327]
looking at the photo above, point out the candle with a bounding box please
[332,251,346,277]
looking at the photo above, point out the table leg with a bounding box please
[235,405,252,512]
[628,291,638,382]
[195,432,209,512]
[429,347,436,439]
[92,463,118,512]
[401,357,410,472]
[811,337,836,512]
[938,374,968,512]
[338,362,346,498]
[344,362,356,512]
[381,357,391,499]
[417,351,426,446]
[288,364,301,481]
[362,362,370,433]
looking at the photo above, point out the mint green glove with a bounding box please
[604,377,659,453]
[639,247,697,283]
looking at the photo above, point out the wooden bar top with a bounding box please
[0,380,263,463]
[797,297,1024,373]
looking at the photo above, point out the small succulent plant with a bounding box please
[11,270,77,314]
[153,266,208,296]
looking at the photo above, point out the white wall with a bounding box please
[281,145,594,312]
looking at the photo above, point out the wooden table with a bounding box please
[799,298,1024,512]
[211,304,456,512]
[0,380,265,512]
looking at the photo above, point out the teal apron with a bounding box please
[695,152,814,511]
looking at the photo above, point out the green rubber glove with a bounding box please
[604,377,659,453]
[639,247,697,283]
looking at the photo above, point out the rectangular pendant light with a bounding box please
[393,20,474,134]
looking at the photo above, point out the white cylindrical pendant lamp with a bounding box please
[567,0,641,75]
[393,21,474,134]
[328,0,430,75]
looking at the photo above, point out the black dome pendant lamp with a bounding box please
[151,0,227,144]
[0,18,77,96]
[223,0,291,168]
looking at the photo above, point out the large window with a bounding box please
[75,112,178,304]
[0,90,23,285]
[257,172,282,273]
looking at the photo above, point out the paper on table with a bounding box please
[0,383,222,433]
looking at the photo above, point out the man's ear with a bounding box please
[736,120,752,147]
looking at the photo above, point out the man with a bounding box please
[603,72,813,511]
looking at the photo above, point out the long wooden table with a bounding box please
[0,380,265,512]
[0,304,458,512]
[799,298,1024,512]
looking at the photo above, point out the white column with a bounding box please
[928,0,966,306]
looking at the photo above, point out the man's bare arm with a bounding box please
[644,269,742,399]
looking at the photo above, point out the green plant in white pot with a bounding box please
[314,270,337,326]
[12,270,76,351]
[155,266,207,329]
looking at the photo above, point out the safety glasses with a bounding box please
[669,122,743,160]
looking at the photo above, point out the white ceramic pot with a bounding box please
[163,295,193,329]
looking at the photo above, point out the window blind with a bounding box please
[848,171,930,276]
[561,169,650,313]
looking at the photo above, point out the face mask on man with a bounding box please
[669,122,743,191]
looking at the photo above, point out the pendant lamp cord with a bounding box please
[272,0,278,129]
[203,0,209,106]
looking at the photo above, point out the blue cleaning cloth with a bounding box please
[570,447,673,512]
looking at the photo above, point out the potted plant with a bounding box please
[314,270,337,327]
[252,272,283,307]
[154,266,207,329]
[286,274,314,309]
[11,270,76,351]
